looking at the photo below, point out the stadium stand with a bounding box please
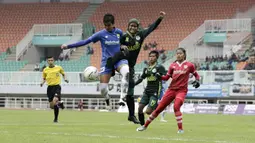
[0,3,89,51]
[1,0,255,72]
[0,3,89,71]
[88,0,255,71]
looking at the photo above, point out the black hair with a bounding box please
[149,50,159,59]
[47,56,54,60]
[103,13,115,25]
[176,47,186,60]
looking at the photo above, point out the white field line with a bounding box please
[36,131,234,143]
[0,130,236,143]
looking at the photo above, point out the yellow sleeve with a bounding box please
[42,69,46,79]
[60,66,65,75]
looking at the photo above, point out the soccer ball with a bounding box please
[83,66,99,81]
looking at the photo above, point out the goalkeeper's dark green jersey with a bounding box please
[120,18,162,67]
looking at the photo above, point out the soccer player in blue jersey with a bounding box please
[61,14,129,110]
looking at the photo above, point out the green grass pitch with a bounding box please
[0,109,254,143]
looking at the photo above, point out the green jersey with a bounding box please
[120,18,163,67]
[135,63,166,96]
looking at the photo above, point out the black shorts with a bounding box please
[47,85,61,102]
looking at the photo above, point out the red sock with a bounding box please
[174,98,183,130]
[175,111,183,130]
[144,114,155,127]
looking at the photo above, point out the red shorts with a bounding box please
[161,88,188,104]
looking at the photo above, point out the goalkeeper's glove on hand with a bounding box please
[192,80,200,88]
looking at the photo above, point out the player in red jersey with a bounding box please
[136,48,200,133]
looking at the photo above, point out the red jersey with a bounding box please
[161,61,200,90]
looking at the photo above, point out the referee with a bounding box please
[40,56,69,123]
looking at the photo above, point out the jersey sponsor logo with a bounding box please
[147,75,157,81]
[173,70,187,75]
[105,40,120,45]
[127,42,141,51]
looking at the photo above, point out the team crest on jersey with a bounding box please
[184,65,188,69]
[117,34,120,39]
[105,35,108,38]
[125,37,129,42]
[152,68,157,73]
[136,35,141,40]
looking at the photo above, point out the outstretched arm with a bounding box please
[61,32,100,49]
[65,38,93,49]
[134,78,143,86]
[135,68,147,85]
[141,11,166,38]
[161,65,173,81]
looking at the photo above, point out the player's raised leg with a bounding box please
[137,89,175,131]
[116,60,129,106]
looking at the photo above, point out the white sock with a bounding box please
[119,65,129,99]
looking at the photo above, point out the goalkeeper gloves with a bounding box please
[192,80,200,88]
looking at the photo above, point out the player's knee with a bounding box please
[49,102,54,109]
[145,109,153,115]
[174,100,183,112]
[52,97,59,105]
[100,83,109,99]
[54,93,60,100]
[120,65,129,82]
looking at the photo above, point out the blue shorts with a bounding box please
[99,59,128,75]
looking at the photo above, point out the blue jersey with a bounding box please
[67,28,128,74]
[90,28,123,66]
